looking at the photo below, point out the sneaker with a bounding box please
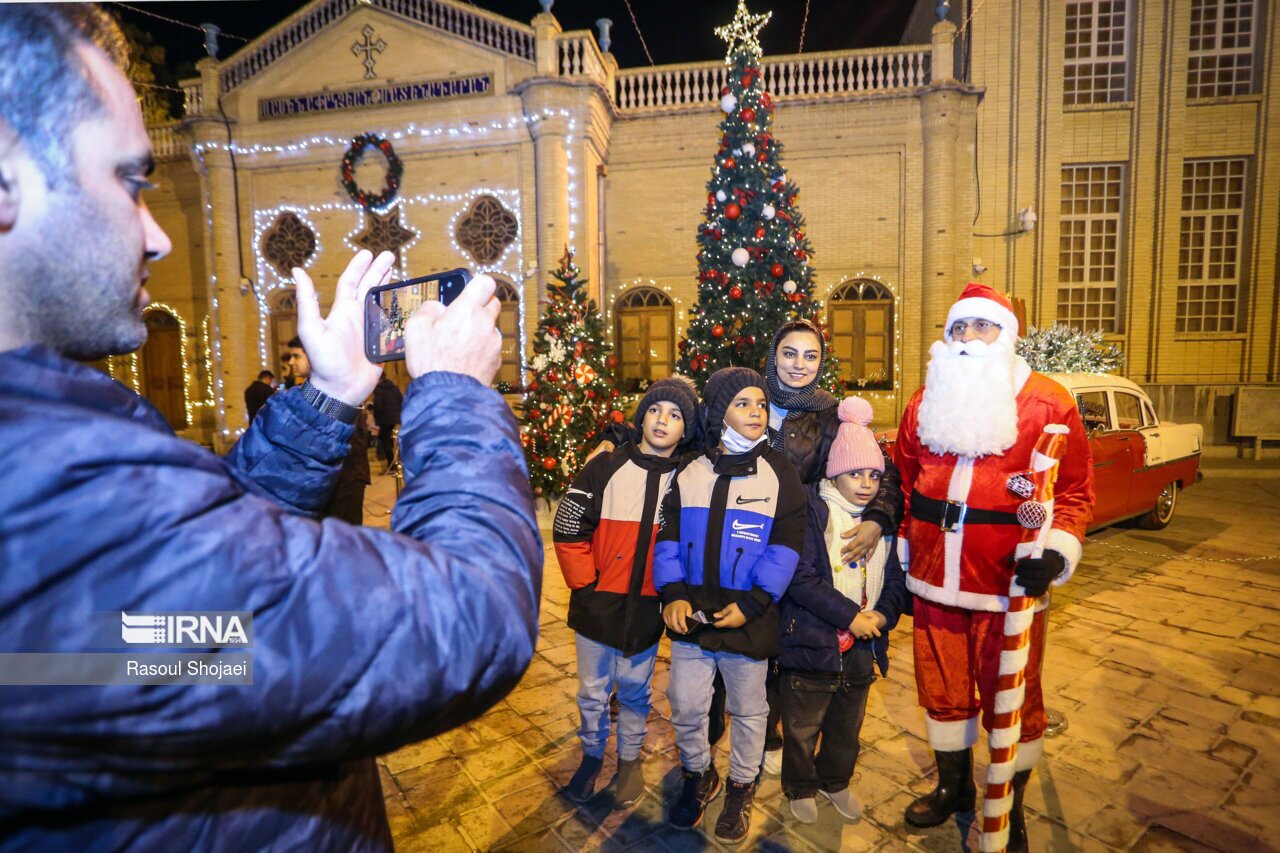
[714,778,757,844]
[669,763,721,830]
[820,786,863,820]
[609,757,645,808]
[788,796,818,824]
[761,747,783,776]
[563,754,603,803]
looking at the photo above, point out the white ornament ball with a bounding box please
[715,190,727,202]
[762,204,776,220]
[731,248,750,268]
[742,143,756,156]
[783,280,797,294]
[733,148,742,156]
[720,93,738,114]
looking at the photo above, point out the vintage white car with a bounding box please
[1049,373,1203,531]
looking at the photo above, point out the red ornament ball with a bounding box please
[756,152,768,163]
[720,85,730,96]
[708,192,716,206]
[712,324,725,338]
[729,285,743,299]
[794,249,808,260]
[724,157,736,170]
[528,380,539,392]
[770,263,785,278]
[754,226,766,239]
[772,181,785,192]
[740,107,756,123]
[586,389,596,400]
[606,354,618,369]
[610,409,625,423]
[542,457,557,471]
[724,202,742,220]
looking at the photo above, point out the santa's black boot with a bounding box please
[1007,769,1033,853]
[904,749,976,827]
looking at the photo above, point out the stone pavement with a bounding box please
[363,471,1280,852]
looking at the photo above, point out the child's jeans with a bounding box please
[780,645,875,799]
[668,639,769,785]
[575,634,658,761]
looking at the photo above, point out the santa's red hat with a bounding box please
[944,282,1019,347]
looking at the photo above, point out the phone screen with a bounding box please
[364,268,470,363]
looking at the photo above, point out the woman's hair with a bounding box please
[773,318,824,353]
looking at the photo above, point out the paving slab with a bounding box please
[369,473,1280,851]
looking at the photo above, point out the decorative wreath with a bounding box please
[340,133,403,209]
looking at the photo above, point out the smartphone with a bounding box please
[364,268,471,363]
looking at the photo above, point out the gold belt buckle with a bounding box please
[940,500,967,532]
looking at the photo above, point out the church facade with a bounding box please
[124,0,1277,450]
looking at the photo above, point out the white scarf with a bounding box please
[818,479,888,610]
[721,423,767,455]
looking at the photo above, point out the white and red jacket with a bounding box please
[894,371,1095,612]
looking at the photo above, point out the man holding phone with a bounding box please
[0,6,540,849]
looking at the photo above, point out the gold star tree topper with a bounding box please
[714,0,772,61]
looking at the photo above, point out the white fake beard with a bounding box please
[917,338,1020,458]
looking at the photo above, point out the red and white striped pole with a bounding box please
[979,424,1070,853]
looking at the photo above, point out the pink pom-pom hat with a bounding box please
[826,396,884,478]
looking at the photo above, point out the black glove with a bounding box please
[1013,550,1066,597]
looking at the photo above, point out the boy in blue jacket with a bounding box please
[653,367,806,843]
[778,397,906,823]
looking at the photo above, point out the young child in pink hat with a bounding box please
[776,397,907,824]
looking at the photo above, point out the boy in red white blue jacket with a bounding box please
[553,377,699,807]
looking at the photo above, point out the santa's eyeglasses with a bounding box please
[947,319,1002,338]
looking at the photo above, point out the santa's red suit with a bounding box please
[894,289,1094,772]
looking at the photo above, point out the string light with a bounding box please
[189,108,582,436]
[128,352,141,394]
[141,302,197,427]
[816,272,902,409]
[714,0,772,61]
[608,277,688,339]
[199,315,215,407]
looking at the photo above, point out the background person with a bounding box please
[287,335,371,523]
[243,369,275,421]
[0,7,541,848]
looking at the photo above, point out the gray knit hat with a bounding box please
[634,376,700,448]
[704,366,768,445]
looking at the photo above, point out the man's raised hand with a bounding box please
[294,250,395,405]
[404,273,502,384]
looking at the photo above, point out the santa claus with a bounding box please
[893,283,1094,851]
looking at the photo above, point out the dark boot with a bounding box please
[904,749,976,827]
[1007,769,1032,853]
[669,762,721,830]
[714,778,757,844]
[563,754,603,804]
[609,757,645,808]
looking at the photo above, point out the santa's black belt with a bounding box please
[911,490,1021,532]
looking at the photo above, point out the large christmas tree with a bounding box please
[677,0,837,390]
[521,249,621,502]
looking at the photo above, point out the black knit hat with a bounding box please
[634,376,701,448]
[704,366,768,444]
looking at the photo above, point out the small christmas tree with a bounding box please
[521,249,621,503]
[1017,324,1124,374]
[677,0,839,391]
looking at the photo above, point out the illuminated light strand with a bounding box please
[191,146,232,436]
[251,188,525,375]
[815,271,902,399]
[128,351,141,394]
[191,108,584,435]
[607,278,689,341]
[199,315,215,407]
[142,302,197,428]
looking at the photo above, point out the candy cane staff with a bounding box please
[979,425,1070,853]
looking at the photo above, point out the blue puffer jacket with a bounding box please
[0,345,542,851]
[779,484,906,676]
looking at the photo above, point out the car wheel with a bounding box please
[1136,481,1178,530]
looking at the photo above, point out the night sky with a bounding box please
[112,0,917,76]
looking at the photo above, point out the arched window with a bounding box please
[494,278,522,388]
[140,309,188,430]
[269,289,298,373]
[827,279,893,390]
[614,287,674,387]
